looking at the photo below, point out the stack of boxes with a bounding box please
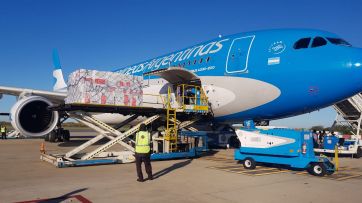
[65,69,143,106]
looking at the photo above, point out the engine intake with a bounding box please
[10,96,59,137]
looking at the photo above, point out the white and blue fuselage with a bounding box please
[113,29,362,124]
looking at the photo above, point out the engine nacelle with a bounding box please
[10,96,59,137]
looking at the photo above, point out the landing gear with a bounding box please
[48,130,57,142]
[46,128,70,143]
[228,136,240,148]
[356,147,362,159]
[44,113,70,143]
[44,133,50,141]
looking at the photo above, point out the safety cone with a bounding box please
[40,142,46,154]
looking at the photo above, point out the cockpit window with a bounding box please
[293,38,311,49]
[311,37,327,48]
[326,37,351,47]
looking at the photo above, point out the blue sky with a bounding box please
[0,0,361,128]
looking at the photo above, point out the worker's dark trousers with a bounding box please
[135,153,152,180]
[1,133,6,139]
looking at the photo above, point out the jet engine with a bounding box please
[10,96,59,137]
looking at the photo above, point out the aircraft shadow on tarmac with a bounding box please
[153,159,193,179]
[20,188,90,203]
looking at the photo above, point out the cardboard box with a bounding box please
[65,69,143,106]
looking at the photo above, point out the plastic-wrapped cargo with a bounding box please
[65,69,143,106]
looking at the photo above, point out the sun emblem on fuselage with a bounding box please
[268,41,286,54]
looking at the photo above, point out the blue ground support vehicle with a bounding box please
[234,121,335,176]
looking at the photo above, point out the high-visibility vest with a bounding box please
[135,131,150,153]
[0,127,5,133]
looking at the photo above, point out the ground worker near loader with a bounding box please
[1,123,7,140]
[135,123,153,182]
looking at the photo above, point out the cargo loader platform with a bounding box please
[41,82,212,168]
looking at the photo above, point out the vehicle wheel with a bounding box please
[355,147,362,159]
[308,163,327,176]
[63,130,70,142]
[44,133,49,142]
[243,158,256,170]
[48,131,56,143]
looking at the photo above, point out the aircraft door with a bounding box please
[226,35,255,74]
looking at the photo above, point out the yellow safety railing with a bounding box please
[143,84,209,152]
[176,84,209,111]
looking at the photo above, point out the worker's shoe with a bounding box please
[137,178,144,182]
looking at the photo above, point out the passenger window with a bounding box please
[199,58,203,63]
[294,38,311,49]
[311,37,327,48]
[206,56,211,62]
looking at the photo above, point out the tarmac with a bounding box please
[1,130,362,203]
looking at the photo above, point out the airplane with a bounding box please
[0,28,361,142]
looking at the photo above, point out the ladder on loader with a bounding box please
[165,87,178,152]
[333,93,362,138]
[163,85,207,152]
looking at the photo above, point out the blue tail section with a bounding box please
[52,49,62,69]
[52,49,67,93]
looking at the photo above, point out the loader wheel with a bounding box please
[243,158,256,170]
[308,163,327,176]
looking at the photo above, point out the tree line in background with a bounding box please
[310,125,354,135]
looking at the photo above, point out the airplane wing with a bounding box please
[0,85,66,102]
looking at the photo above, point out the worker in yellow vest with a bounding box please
[1,123,7,140]
[135,123,153,182]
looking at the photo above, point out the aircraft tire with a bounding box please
[49,131,56,143]
[44,133,49,142]
[355,147,362,159]
[63,130,70,142]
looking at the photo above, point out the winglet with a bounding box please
[52,49,67,93]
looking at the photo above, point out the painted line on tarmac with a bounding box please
[295,170,362,181]
[252,170,289,176]
[202,159,237,164]
[239,167,284,173]
[335,174,362,181]
[202,157,235,161]
[208,166,288,176]
[208,165,245,170]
